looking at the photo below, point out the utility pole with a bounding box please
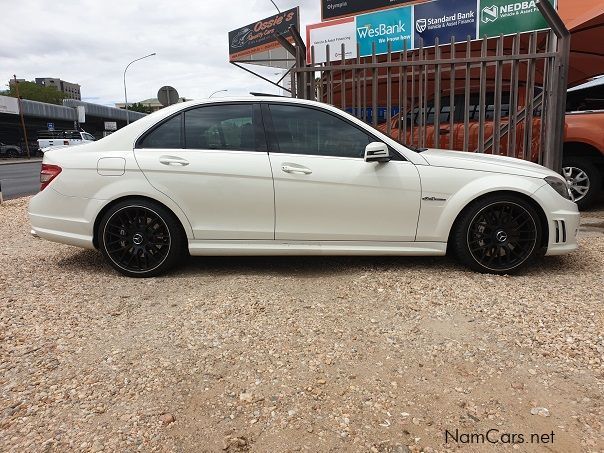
[13,75,30,159]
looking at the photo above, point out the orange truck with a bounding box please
[378,81,604,209]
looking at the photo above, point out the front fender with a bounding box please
[415,168,547,242]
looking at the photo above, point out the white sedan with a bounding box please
[29,97,579,277]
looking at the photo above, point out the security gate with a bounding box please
[282,1,570,172]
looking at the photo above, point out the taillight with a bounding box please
[63,140,69,145]
[40,164,62,191]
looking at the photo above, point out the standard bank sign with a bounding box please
[414,0,478,46]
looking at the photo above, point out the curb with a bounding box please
[0,158,43,166]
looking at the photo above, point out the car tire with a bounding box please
[562,157,601,210]
[98,199,186,278]
[451,194,543,275]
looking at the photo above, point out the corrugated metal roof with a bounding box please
[20,99,77,121]
[16,98,147,122]
[63,99,146,121]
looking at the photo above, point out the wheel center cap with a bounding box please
[132,233,144,245]
[495,230,508,243]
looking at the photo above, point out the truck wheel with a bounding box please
[562,157,601,209]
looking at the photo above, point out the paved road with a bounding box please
[0,161,41,200]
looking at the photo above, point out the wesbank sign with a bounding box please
[356,7,413,57]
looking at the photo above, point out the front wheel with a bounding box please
[451,194,542,275]
[98,200,185,278]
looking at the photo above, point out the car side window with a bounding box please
[185,104,259,151]
[139,114,183,149]
[269,104,373,158]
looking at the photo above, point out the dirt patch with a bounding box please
[1,198,603,452]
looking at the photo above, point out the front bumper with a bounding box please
[532,185,580,256]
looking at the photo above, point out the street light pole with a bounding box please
[123,53,156,125]
[209,89,228,98]
[269,0,280,13]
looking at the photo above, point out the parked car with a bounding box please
[37,130,95,152]
[378,86,604,209]
[29,97,578,278]
[0,142,22,158]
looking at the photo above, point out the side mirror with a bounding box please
[364,142,391,163]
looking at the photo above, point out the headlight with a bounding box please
[545,176,571,200]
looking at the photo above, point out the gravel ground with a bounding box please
[1,197,603,453]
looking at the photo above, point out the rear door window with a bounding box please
[138,114,183,149]
[184,104,264,151]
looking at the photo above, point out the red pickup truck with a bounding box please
[379,83,604,209]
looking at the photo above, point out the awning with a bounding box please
[567,5,604,87]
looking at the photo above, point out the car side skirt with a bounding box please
[188,241,447,256]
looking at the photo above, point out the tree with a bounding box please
[1,81,67,105]
[127,102,154,114]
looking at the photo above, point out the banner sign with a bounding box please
[0,95,19,115]
[309,0,554,62]
[322,0,420,21]
[414,0,478,47]
[478,0,554,37]
[229,7,299,61]
[356,7,413,56]
[307,17,357,63]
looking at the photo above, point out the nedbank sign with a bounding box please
[479,0,555,37]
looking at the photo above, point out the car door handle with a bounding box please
[159,156,189,167]
[281,164,312,175]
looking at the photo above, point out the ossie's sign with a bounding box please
[229,7,299,61]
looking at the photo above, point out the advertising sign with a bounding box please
[322,0,417,21]
[478,0,554,37]
[307,17,357,64]
[356,6,413,57]
[0,95,19,115]
[414,0,478,46]
[229,7,299,61]
[104,121,117,131]
[307,0,554,61]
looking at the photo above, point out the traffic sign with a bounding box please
[158,86,179,107]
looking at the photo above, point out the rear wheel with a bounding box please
[562,157,601,209]
[451,194,542,274]
[98,200,185,277]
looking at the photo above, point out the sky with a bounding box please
[0,0,321,107]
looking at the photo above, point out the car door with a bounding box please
[265,103,421,242]
[134,103,275,240]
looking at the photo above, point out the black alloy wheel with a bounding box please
[452,195,542,274]
[98,200,184,277]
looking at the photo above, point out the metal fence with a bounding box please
[284,1,570,172]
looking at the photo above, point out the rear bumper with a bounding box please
[28,188,103,250]
[532,185,580,256]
